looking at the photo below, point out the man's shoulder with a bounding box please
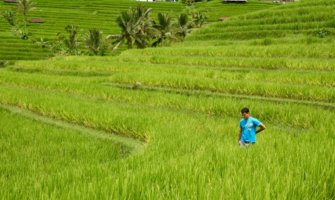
[250,116,261,125]
[250,116,259,120]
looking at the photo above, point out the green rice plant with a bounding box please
[0,84,153,140]
[0,77,334,199]
[116,54,335,71]
[0,68,334,129]
[7,63,335,87]
[0,107,127,199]
[1,0,335,199]
[121,43,335,58]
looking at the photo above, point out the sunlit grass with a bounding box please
[0,0,335,198]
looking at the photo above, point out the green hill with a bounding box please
[0,0,274,61]
[190,0,335,40]
[0,0,334,199]
[0,0,183,60]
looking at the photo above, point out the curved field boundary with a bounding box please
[105,83,335,109]
[0,104,145,155]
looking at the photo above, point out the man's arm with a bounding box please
[238,128,242,141]
[256,123,266,134]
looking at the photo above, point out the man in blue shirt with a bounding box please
[238,107,266,147]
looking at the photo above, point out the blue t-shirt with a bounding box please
[240,117,261,143]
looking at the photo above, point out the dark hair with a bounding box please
[241,107,249,114]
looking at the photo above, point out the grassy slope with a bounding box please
[0,0,335,199]
[195,0,276,21]
[0,0,183,60]
[0,0,274,61]
[0,107,126,199]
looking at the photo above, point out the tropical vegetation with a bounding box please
[0,0,334,199]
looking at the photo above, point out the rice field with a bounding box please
[0,0,334,199]
[0,0,274,60]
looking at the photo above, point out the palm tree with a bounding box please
[133,6,155,49]
[152,12,176,47]
[15,0,35,40]
[64,25,80,55]
[17,0,35,22]
[176,13,189,40]
[86,28,106,55]
[114,10,136,49]
[112,5,154,49]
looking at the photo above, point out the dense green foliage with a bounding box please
[0,0,334,199]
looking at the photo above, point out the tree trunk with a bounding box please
[127,37,133,49]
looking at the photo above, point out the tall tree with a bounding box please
[115,10,136,49]
[133,6,155,48]
[112,5,154,49]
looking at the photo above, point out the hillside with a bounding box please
[0,0,275,60]
[0,0,183,60]
[0,0,334,199]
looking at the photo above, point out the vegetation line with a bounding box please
[106,83,335,109]
[0,104,145,154]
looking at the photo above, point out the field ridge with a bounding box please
[106,82,335,109]
[0,104,145,154]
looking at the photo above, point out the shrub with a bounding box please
[262,38,273,45]
[2,10,16,26]
[316,28,329,38]
[191,11,207,28]
[0,60,10,68]
[85,28,107,56]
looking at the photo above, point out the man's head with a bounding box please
[241,107,250,119]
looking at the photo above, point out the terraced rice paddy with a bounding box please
[0,0,334,199]
[0,0,274,60]
[0,0,183,60]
